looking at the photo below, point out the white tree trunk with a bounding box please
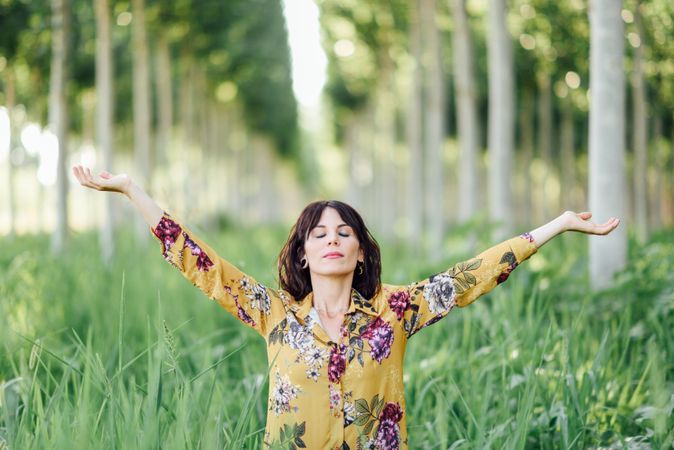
[421,0,445,260]
[49,0,70,254]
[519,89,535,227]
[588,0,627,290]
[536,73,554,222]
[4,68,16,239]
[450,0,480,225]
[405,0,423,249]
[560,101,576,211]
[487,0,515,240]
[95,0,115,265]
[631,2,648,243]
[132,0,152,243]
[155,32,173,170]
[651,117,664,230]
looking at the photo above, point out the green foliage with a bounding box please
[1,222,673,448]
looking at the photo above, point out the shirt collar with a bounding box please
[293,287,378,320]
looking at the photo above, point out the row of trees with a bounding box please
[1,0,673,288]
[317,0,673,287]
[0,0,299,262]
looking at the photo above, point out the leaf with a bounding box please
[296,421,306,436]
[294,437,306,448]
[499,251,516,265]
[455,277,470,290]
[465,259,482,271]
[357,352,364,367]
[354,413,370,426]
[463,272,477,285]
[362,419,375,436]
[454,284,465,295]
[370,394,379,410]
[374,397,384,417]
[355,398,370,415]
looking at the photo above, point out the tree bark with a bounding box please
[4,68,16,239]
[536,72,554,222]
[49,0,70,254]
[420,0,445,260]
[519,88,535,227]
[631,1,648,243]
[588,0,627,290]
[95,0,115,264]
[487,0,515,240]
[405,0,423,249]
[450,0,480,225]
[560,100,576,211]
[155,32,172,170]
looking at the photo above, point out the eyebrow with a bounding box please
[313,224,351,229]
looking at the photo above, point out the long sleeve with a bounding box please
[150,211,281,337]
[398,232,538,338]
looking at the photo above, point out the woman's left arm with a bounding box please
[529,211,620,249]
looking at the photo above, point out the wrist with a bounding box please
[124,180,140,199]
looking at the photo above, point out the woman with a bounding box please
[72,165,620,449]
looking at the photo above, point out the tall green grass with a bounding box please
[1,222,672,449]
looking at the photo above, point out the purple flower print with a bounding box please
[328,344,346,383]
[374,402,403,450]
[361,317,394,364]
[387,291,411,320]
[519,231,535,243]
[497,262,518,284]
[152,215,182,257]
[183,233,214,271]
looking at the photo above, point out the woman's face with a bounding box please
[303,207,363,277]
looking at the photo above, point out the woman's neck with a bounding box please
[309,273,354,313]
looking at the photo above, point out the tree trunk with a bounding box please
[374,58,397,240]
[95,0,115,265]
[49,0,70,254]
[155,32,172,170]
[420,0,445,260]
[4,68,16,239]
[536,72,554,222]
[631,1,648,243]
[519,88,535,228]
[132,0,152,243]
[650,116,665,230]
[487,0,515,240]
[450,0,480,226]
[405,0,423,249]
[560,100,576,211]
[588,0,627,290]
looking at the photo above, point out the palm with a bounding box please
[72,165,131,195]
[563,211,620,235]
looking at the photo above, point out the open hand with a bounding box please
[561,211,620,235]
[72,165,132,196]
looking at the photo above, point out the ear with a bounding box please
[358,248,364,263]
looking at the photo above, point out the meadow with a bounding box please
[1,220,672,449]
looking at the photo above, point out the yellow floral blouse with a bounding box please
[150,211,539,450]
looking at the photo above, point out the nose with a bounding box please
[328,233,340,245]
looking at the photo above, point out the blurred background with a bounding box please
[1,1,673,448]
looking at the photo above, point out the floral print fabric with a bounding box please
[151,211,539,449]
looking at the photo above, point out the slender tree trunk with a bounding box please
[588,0,627,290]
[560,100,576,211]
[536,72,554,222]
[487,0,515,240]
[519,88,535,228]
[49,0,70,254]
[450,0,480,226]
[421,0,445,260]
[651,116,664,230]
[155,32,172,170]
[132,0,152,243]
[374,58,397,240]
[4,68,16,239]
[406,0,423,249]
[95,0,115,264]
[631,1,648,243]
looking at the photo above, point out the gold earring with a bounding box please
[301,258,308,269]
[358,261,364,275]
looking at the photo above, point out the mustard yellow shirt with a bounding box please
[150,212,538,450]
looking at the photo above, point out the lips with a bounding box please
[323,252,344,258]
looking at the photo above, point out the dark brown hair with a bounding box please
[278,200,382,301]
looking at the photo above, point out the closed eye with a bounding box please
[316,233,350,238]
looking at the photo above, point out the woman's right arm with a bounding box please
[72,165,281,337]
